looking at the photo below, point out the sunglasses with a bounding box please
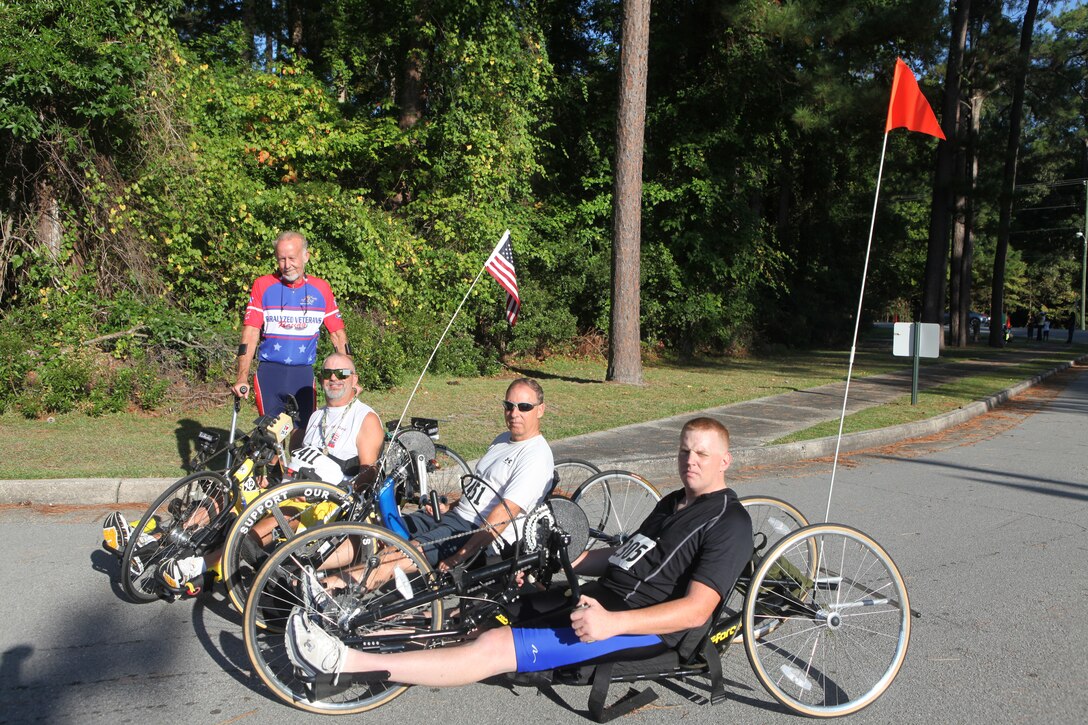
[502,400,541,413]
[319,368,355,381]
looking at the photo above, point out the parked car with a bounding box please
[943,311,990,327]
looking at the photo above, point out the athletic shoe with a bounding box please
[285,607,347,679]
[300,566,334,613]
[156,555,205,592]
[102,511,130,554]
[128,556,144,578]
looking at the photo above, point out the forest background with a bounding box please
[1,0,1085,417]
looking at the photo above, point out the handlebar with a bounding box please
[234,384,248,412]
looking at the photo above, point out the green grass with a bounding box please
[3,339,1084,479]
[771,353,1081,443]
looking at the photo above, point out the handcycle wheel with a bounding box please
[244,522,444,714]
[550,458,600,498]
[722,496,813,620]
[221,481,354,616]
[572,471,661,552]
[742,524,910,717]
[120,471,236,602]
[421,443,472,510]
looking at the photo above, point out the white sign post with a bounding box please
[893,322,940,404]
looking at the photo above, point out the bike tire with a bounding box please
[550,458,600,498]
[120,470,236,602]
[419,444,472,511]
[221,480,354,616]
[244,522,444,714]
[721,496,813,621]
[572,471,661,552]
[742,523,910,717]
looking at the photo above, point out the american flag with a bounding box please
[484,230,520,326]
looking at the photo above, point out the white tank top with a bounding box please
[302,399,377,463]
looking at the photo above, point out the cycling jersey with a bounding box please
[243,273,344,367]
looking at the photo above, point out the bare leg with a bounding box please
[344,627,518,687]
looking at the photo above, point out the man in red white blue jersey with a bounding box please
[231,231,348,429]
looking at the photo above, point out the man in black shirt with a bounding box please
[286,417,753,684]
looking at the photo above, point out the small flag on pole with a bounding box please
[485,230,520,326]
[886,58,946,140]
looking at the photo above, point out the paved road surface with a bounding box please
[1,368,1085,724]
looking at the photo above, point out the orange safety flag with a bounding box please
[885,58,946,139]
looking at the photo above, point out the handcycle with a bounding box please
[239,493,910,719]
[217,417,471,616]
[113,397,298,602]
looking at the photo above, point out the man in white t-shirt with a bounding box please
[403,377,554,570]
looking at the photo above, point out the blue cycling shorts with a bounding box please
[511,626,665,673]
[254,361,317,426]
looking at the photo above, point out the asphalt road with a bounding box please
[1,367,1085,725]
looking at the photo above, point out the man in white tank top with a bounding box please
[145,354,384,594]
[296,353,384,477]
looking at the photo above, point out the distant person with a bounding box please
[1036,314,1044,341]
[1042,315,1050,341]
[232,231,349,429]
[1004,313,1013,343]
[1067,312,1076,344]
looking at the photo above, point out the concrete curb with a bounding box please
[0,478,177,506]
[3,355,1084,504]
[583,356,1087,482]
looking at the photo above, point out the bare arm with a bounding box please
[570,580,721,642]
[355,412,385,466]
[440,499,524,570]
[232,324,261,398]
[329,327,348,356]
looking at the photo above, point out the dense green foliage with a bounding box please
[1,0,1085,416]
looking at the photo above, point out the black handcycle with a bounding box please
[239,495,910,719]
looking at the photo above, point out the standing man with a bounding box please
[233,231,349,429]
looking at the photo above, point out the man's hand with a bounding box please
[231,381,251,400]
[570,595,618,643]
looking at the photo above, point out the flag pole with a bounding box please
[390,231,510,442]
[824,131,890,523]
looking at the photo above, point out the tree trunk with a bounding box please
[989,0,1039,347]
[34,179,62,263]
[922,0,971,331]
[288,0,304,52]
[961,92,982,342]
[241,0,257,64]
[607,0,650,385]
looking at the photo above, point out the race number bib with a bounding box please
[608,534,656,571]
[289,446,344,484]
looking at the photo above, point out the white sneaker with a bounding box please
[157,555,206,591]
[285,607,347,679]
[300,567,334,613]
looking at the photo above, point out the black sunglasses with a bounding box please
[319,368,354,381]
[502,400,541,413]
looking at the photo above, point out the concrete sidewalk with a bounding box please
[552,351,1087,481]
[3,345,1086,503]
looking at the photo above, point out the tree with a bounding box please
[607,0,650,385]
[989,0,1039,347]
